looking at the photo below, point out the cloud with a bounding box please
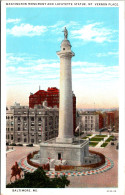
[97,51,119,57]
[6,55,25,65]
[7,23,47,37]
[71,22,117,43]
[6,18,21,24]
[6,53,119,86]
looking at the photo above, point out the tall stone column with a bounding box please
[56,27,75,143]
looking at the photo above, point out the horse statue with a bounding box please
[10,161,23,182]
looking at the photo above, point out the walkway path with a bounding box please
[18,156,114,177]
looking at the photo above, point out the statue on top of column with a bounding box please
[63,27,68,40]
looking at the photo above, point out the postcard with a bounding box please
[1,0,125,195]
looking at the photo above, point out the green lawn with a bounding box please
[89,142,98,147]
[106,136,115,142]
[94,135,107,138]
[87,134,92,136]
[82,136,89,139]
[100,142,108,147]
[90,137,104,141]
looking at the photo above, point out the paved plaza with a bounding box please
[6,139,118,188]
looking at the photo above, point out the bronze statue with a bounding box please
[10,161,22,182]
[63,27,68,39]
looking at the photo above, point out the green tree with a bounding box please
[6,167,70,188]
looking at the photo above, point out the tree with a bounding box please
[6,167,70,188]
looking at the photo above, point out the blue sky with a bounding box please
[6,7,119,109]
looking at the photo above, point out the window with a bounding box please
[11,128,13,131]
[24,117,27,121]
[11,135,13,140]
[18,117,20,121]
[24,138,27,143]
[11,116,13,119]
[8,134,9,139]
[18,127,20,131]
[38,117,41,121]
[63,48,65,50]
[18,138,20,142]
[58,153,61,160]
[31,139,34,143]
[31,117,34,121]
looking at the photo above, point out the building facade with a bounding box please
[6,109,14,143]
[6,103,59,144]
[79,111,99,132]
[29,87,76,133]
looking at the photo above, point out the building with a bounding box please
[6,109,14,143]
[6,102,59,144]
[103,110,119,131]
[79,111,99,132]
[29,87,76,133]
[29,87,59,109]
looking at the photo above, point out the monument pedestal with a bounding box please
[40,138,89,166]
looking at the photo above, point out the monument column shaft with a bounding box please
[59,56,73,138]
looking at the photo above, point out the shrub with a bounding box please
[26,144,33,147]
[10,143,16,146]
[17,144,23,146]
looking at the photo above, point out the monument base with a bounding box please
[56,137,74,144]
[40,138,89,167]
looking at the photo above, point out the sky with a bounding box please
[6,7,119,109]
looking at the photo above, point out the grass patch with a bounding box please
[90,137,104,141]
[106,136,115,142]
[82,136,89,139]
[94,135,107,138]
[101,142,108,147]
[87,134,92,136]
[89,142,98,147]
[109,136,115,139]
